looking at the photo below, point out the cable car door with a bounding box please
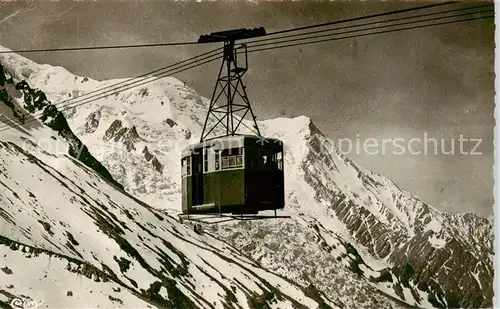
[191,149,204,206]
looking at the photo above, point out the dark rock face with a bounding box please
[151,157,163,174]
[103,120,163,174]
[122,127,139,152]
[164,118,177,128]
[103,120,139,151]
[208,219,414,309]
[142,146,154,161]
[143,146,164,174]
[84,109,101,134]
[103,119,123,141]
[302,120,493,308]
[0,64,123,190]
[0,65,7,85]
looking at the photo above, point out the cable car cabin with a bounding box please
[181,135,284,215]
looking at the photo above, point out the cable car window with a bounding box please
[256,148,270,168]
[236,155,243,166]
[204,148,208,172]
[221,147,243,156]
[215,150,220,170]
[270,153,278,169]
[186,156,191,175]
[222,157,229,169]
[220,147,244,169]
[277,151,283,170]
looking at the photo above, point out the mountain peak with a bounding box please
[0,47,493,308]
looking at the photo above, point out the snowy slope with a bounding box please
[0,45,493,308]
[0,99,335,309]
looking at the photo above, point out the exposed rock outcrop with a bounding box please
[0,64,123,190]
[301,120,493,308]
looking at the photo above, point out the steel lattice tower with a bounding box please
[198,28,266,142]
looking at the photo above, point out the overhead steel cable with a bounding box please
[0,53,222,133]
[0,51,222,133]
[26,47,221,118]
[0,2,462,55]
[244,8,493,51]
[55,54,222,114]
[243,3,493,46]
[0,2,491,133]
[244,14,493,54]
[0,40,214,54]
[0,51,223,133]
[260,1,459,37]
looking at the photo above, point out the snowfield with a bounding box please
[0,45,494,309]
[0,120,336,309]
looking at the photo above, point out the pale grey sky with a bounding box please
[0,1,494,217]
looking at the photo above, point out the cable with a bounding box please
[59,54,222,113]
[261,1,459,37]
[3,13,491,132]
[0,52,222,133]
[0,53,222,133]
[5,47,220,126]
[245,14,493,54]
[0,40,213,54]
[4,52,221,131]
[34,6,489,118]
[244,3,492,45]
[0,54,222,133]
[32,47,221,117]
[245,8,493,50]
[0,3,491,132]
[57,55,222,114]
[0,2,461,55]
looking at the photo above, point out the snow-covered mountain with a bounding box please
[0,46,494,308]
[0,60,337,309]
